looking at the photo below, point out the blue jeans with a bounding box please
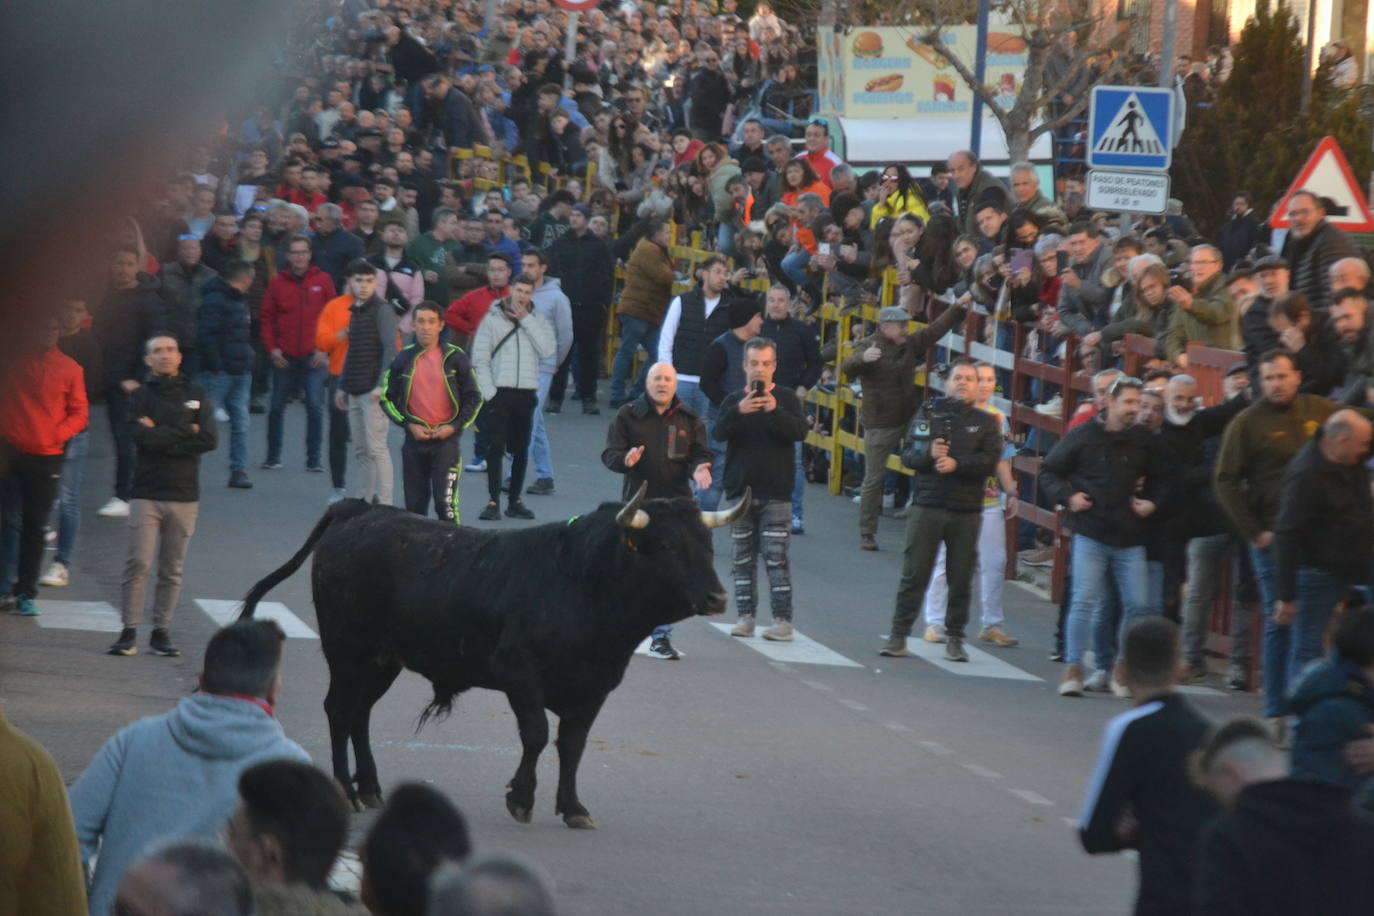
[1066,534,1149,669]
[266,357,326,466]
[609,316,660,404]
[54,429,89,566]
[677,380,722,510]
[0,478,18,593]
[199,372,250,472]
[528,367,556,481]
[791,441,804,521]
[1292,567,1363,691]
[1250,544,1290,717]
[781,250,811,290]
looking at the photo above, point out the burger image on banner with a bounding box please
[852,31,884,58]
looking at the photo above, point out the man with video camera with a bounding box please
[879,359,1003,662]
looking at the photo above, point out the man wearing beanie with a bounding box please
[700,297,764,510]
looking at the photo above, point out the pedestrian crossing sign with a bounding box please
[1087,86,1175,171]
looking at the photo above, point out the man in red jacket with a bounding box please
[259,234,335,471]
[0,319,88,616]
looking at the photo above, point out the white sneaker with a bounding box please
[1111,677,1133,699]
[923,624,947,643]
[97,497,130,518]
[1084,669,1110,692]
[39,562,68,587]
[214,407,230,422]
[327,488,348,505]
[1034,395,1063,418]
[881,493,895,509]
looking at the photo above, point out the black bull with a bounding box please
[239,483,749,828]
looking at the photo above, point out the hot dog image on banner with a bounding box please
[842,25,1029,118]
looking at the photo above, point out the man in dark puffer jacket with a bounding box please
[198,261,257,489]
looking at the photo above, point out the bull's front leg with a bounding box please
[554,697,606,829]
[504,688,548,824]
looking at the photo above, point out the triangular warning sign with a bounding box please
[1092,93,1166,158]
[1269,136,1374,232]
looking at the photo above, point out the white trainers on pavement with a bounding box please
[97,497,130,518]
[39,562,69,587]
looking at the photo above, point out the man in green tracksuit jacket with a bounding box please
[381,302,482,522]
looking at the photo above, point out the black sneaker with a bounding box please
[149,628,180,657]
[526,477,555,495]
[582,400,600,415]
[545,401,562,414]
[505,500,535,519]
[305,464,325,473]
[109,627,137,656]
[479,501,501,521]
[228,470,253,489]
[944,637,969,662]
[647,637,683,659]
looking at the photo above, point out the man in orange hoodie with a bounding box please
[316,287,355,504]
[0,319,88,616]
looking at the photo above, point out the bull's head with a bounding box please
[615,483,751,617]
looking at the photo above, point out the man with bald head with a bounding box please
[1330,256,1373,298]
[602,361,713,660]
[1280,189,1358,310]
[1274,408,1374,691]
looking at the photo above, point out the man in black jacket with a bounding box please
[380,303,482,524]
[713,338,809,642]
[550,206,614,414]
[1041,376,1170,696]
[1195,717,1374,915]
[1164,372,1251,685]
[879,360,1002,663]
[603,362,714,660]
[93,249,166,519]
[1273,409,1374,695]
[197,262,257,490]
[1078,617,1218,916]
[1219,192,1265,270]
[687,47,730,140]
[759,285,823,528]
[1280,190,1359,311]
[110,335,217,658]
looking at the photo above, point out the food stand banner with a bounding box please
[843,26,1029,118]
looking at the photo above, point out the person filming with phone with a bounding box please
[714,338,809,644]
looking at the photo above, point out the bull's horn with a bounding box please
[701,487,751,529]
[616,481,651,529]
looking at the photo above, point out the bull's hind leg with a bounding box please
[323,677,361,810]
[349,660,403,809]
[504,689,549,824]
[554,698,605,829]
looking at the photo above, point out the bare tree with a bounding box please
[823,0,1133,163]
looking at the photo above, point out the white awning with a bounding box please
[836,115,1053,168]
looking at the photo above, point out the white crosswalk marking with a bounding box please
[32,600,123,632]
[708,623,863,667]
[195,599,318,639]
[887,634,1043,681]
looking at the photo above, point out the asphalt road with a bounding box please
[0,396,1264,915]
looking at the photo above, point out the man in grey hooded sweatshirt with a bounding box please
[69,619,308,916]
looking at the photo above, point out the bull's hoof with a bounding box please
[358,792,384,810]
[563,813,597,830]
[506,798,533,824]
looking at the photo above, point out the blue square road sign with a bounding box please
[1087,85,1175,171]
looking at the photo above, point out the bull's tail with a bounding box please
[239,499,375,620]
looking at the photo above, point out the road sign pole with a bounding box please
[1158,0,1176,90]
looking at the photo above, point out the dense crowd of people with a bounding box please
[6,0,1374,913]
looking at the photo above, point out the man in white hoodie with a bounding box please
[69,619,309,916]
[520,251,573,496]
[471,274,556,521]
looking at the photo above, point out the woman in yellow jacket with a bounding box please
[870,164,930,228]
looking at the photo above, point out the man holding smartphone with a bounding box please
[713,338,809,642]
